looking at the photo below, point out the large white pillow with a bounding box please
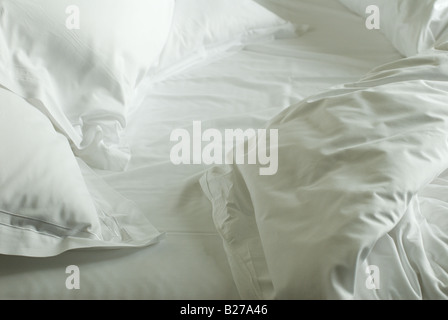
[151,0,299,82]
[0,0,174,170]
[339,0,448,57]
[0,87,161,257]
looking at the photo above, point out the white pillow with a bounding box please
[0,0,174,170]
[151,0,299,81]
[0,87,161,257]
[339,0,448,57]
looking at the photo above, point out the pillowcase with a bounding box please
[0,87,162,257]
[0,0,175,170]
[339,0,448,57]
[151,0,299,82]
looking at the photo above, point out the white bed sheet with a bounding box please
[0,0,402,299]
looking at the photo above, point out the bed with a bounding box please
[0,0,447,300]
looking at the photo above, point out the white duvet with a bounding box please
[201,48,448,299]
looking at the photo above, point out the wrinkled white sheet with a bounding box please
[0,0,404,299]
[202,50,448,299]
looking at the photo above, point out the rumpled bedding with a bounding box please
[201,47,448,299]
[1,0,447,300]
[0,0,298,258]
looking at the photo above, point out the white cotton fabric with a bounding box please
[201,49,448,299]
[150,0,300,83]
[0,0,421,299]
[0,87,162,257]
[339,0,448,57]
[0,0,174,170]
